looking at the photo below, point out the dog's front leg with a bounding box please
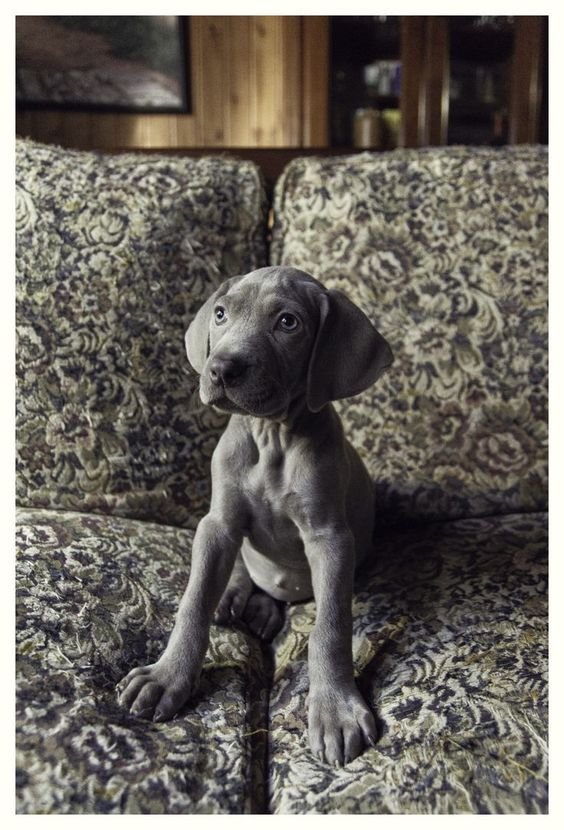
[117,514,241,722]
[305,525,378,766]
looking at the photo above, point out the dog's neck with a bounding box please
[245,397,335,449]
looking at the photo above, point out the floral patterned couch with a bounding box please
[16,139,548,814]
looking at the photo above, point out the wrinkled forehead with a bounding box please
[223,267,323,317]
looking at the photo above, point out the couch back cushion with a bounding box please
[271,146,548,525]
[16,139,268,527]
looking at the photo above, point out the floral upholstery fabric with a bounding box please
[16,139,267,528]
[16,142,548,814]
[16,508,269,814]
[268,512,548,814]
[271,147,548,525]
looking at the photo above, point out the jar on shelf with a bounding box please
[381,108,401,149]
[353,108,382,149]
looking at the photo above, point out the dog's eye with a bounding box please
[214,306,227,325]
[277,313,299,332]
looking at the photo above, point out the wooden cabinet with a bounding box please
[322,15,547,150]
[431,16,547,147]
[16,15,546,151]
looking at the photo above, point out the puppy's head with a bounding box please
[185,266,392,418]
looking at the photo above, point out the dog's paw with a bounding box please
[242,591,284,641]
[116,657,199,723]
[214,585,252,625]
[308,686,377,767]
[214,574,253,625]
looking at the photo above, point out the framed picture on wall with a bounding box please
[16,16,191,113]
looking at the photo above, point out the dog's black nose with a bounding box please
[209,355,248,386]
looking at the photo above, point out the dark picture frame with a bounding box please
[16,16,191,114]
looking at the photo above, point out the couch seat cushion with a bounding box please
[16,508,270,814]
[16,139,267,528]
[268,512,547,814]
[271,147,548,525]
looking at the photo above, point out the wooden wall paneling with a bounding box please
[175,114,198,146]
[192,15,302,147]
[281,17,303,147]
[17,108,198,151]
[87,113,119,148]
[250,18,274,145]
[423,16,449,146]
[186,16,205,145]
[250,17,302,146]
[302,17,329,147]
[65,112,94,148]
[191,16,231,145]
[17,110,62,146]
[227,17,252,145]
[400,17,426,147]
[509,16,544,144]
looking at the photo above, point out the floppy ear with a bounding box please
[307,289,393,413]
[185,275,243,374]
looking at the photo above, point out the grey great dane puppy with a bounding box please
[117,266,393,766]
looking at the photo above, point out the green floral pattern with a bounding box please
[271,147,548,525]
[269,513,548,814]
[16,508,547,813]
[16,508,269,814]
[16,139,268,528]
[16,142,548,814]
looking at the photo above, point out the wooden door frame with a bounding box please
[400,18,427,147]
[509,16,546,144]
[301,17,329,147]
[422,17,449,146]
[421,15,547,148]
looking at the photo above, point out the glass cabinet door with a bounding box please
[447,16,515,145]
[330,16,401,150]
[325,15,547,150]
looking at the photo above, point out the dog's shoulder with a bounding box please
[212,414,257,469]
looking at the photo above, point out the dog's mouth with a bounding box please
[201,381,288,419]
[205,391,246,415]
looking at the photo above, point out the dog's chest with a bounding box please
[241,433,306,563]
